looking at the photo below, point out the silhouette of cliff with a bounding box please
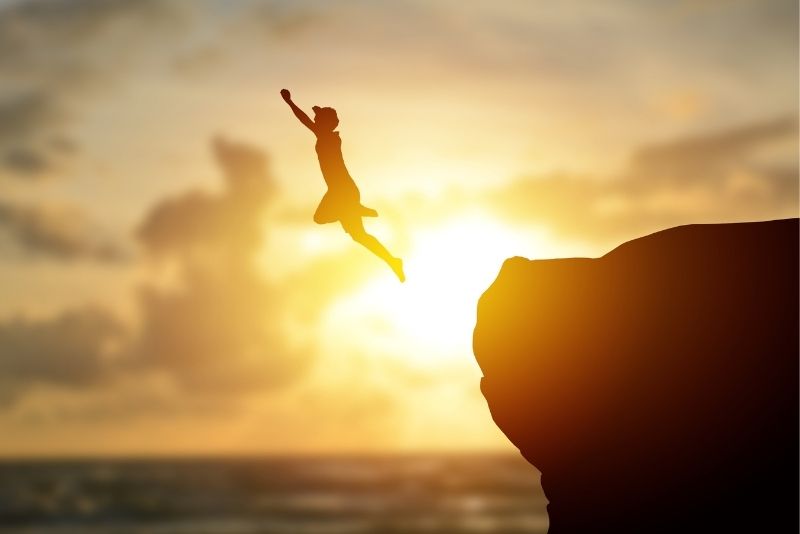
[474,219,799,533]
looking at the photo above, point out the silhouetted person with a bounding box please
[281,89,404,282]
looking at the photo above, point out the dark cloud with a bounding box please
[0,0,330,178]
[48,135,78,154]
[168,1,325,78]
[248,1,325,40]
[133,137,311,394]
[627,115,798,188]
[0,307,126,407]
[138,137,275,258]
[0,199,128,262]
[0,0,181,179]
[487,115,799,246]
[0,92,66,179]
[0,137,313,410]
[2,146,48,174]
[0,92,57,139]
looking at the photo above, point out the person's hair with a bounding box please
[312,106,339,130]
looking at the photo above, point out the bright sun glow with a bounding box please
[324,214,565,366]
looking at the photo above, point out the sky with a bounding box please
[0,0,797,456]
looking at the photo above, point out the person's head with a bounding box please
[312,106,339,131]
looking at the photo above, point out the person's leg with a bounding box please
[341,217,405,282]
[359,204,378,217]
[313,194,338,224]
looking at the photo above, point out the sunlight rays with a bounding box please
[324,214,561,365]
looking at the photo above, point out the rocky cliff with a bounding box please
[474,219,799,533]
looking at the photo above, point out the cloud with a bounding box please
[486,115,799,246]
[627,115,798,189]
[2,146,48,174]
[0,92,58,138]
[244,0,326,40]
[0,0,180,179]
[0,199,128,261]
[0,307,126,407]
[0,91,68,179]
[0,0,341,179]
[132,137,312,395]
[0,137,314,411]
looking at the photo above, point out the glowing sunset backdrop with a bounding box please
[0,0,797,457]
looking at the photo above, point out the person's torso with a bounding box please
[315,132,355,190]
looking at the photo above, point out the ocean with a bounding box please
[0,454,548,533]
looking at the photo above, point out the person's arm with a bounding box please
[281,89,316,134]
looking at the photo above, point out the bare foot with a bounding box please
[389,257,405,282]
[360,205,379,217]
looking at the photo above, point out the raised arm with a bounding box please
[281,89,316,134]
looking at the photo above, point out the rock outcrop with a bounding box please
[474,219,799,533]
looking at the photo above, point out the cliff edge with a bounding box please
[474,219,799,533]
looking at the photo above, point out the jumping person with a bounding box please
[281,89,405,282]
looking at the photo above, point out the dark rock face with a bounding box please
[474,219,799,533]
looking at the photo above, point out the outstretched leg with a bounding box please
[341,216,404,282]
[314,194,339,224]
[359,204,378,217]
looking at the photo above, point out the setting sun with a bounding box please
[324,214,565,364]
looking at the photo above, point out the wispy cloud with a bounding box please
[0,307,125,407]
[486,115,799,246]
[133,137,312,394]
[0,199,128,261]
[0,137,314,411]
[0,0,181,179]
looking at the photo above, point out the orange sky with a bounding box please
[0,0,797,456]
